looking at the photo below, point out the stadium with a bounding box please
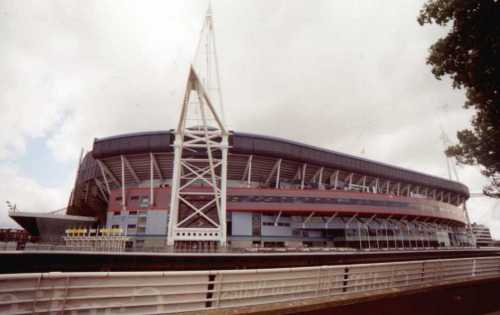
[13,127,469,250]
[8,7,474,252]
[4,6,500,315]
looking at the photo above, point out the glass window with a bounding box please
[252,213,261,236]
[137,227,146,234]
[139,196,150,208]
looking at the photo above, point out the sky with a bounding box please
[0,0,499,238]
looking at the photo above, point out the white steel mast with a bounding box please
[167,4,229,247]
[438,106,474,246]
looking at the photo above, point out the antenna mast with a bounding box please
[439,125,460,182]
[167,4,229,248]
[193,2,226,126]
[437,105,474,245]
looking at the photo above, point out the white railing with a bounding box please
[1,240,483,253]
[0,256,499,314]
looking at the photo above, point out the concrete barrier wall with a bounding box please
[0,256,499,314]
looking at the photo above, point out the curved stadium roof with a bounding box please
[92,130,469,197]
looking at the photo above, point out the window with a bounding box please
[137,227,146,234]
[130,196,139,201]
[252,213,261,236]
[115,196,122,201]
[139,196,150,208]
[262,222,290,227]
[127,224,137,229]
[263,241,285,248]
[129,211,137,216]
[113,211,120,216]
[111,224,119,228]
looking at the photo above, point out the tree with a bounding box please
[418,0,500,197]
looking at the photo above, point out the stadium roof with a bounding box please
[92,130,469,197]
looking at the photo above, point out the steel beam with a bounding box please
[122,155,140,184]
[120,155,126,211]
[150,153,154,206]
[241,155,253,184]
[151,153,163,181]
[167,64,229,247]
[330,170,339,190]
[97,160,120,188]
[274,211,282,226]
[264,159,282,188]
[97,160,111,194]
[324,212,338,229]
[302,212,315,228]
[300,164,307,189]
[94,178,109,202]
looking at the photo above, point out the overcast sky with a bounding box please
[0,0,498,238]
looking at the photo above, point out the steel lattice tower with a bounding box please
[167,5,229,247]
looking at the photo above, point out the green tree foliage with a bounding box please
[418,0,500,197]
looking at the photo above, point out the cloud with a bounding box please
[0,0,205,161]
[0,163,69,228]
[0,0,498,238]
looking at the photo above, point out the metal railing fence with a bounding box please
[0,240,482,254]
[0,256,499,314]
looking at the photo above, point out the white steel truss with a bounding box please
[167,6,228,246]
[167,66,229,246]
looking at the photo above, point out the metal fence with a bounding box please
[0,256,499,314]
[0,240,481,254]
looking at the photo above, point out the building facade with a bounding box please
[61,130,473,250]
[471,223,494,247]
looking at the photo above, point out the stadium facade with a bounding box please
[51,128,474,250]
